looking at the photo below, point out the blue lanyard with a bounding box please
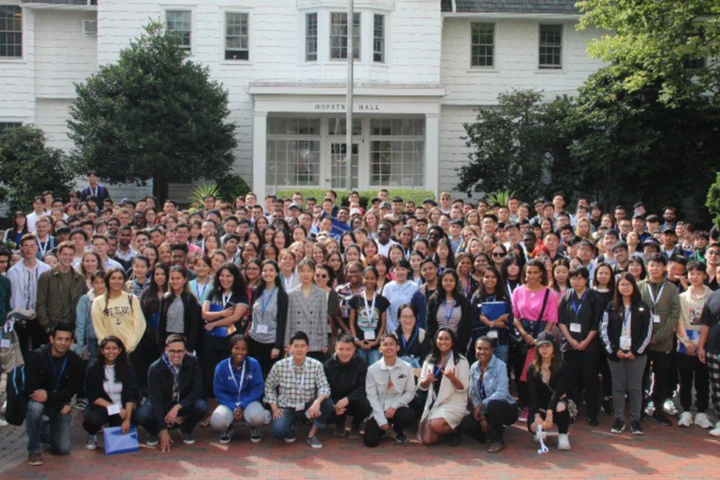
[623,306,632,328]
[571,290,588,318]
[443,300,455,326]
[227,359,246,407]
[194,279,210,300]
[162,354,180,380]
[433,353,452,378]
[49,355,68,390]
[133,278,148,295]
[401,327,418,353]
[260,287,277,315]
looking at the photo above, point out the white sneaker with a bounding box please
[710,421,720,437]
[557,434,571,451]
[663,399,678,416]
[695,413,713,429]
[678,411,693,427]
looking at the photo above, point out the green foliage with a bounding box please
[274,189,435,210]
[456,89,573,202]
[0,126,74,212]
[577,0,720,105]
[67,21,238,201]
[216,174,251,203]
[484,190,514,207]
[188,183,221,210]
[707,171,720,227]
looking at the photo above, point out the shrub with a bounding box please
[274,189,435,210]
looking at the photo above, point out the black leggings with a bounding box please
[83,404,137,435]
[527,404,570,434]
[459,400,519,443]
[512,343,530,407]
[677,353,709,412]
[364,407,415,447]
[247,337,278,379]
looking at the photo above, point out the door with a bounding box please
[329,142,359,190]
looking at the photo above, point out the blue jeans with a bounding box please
[26,400,72,454]
[494,345,509,365]
[135,398,209,436]
[271,398,333,440]
[357,348,382,366]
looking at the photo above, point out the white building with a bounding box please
[0,0,603,201]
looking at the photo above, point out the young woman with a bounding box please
[82,336,138,450]
[500,253,524,298]
[490,244,508,272]
[427,269,473,354]
[260,244,279,262]
[455,253,478,299]
[124,255,151,297]
[575,217,593,241]
[473,253,491,283]
[311,242,327,265]
[526,332,572,451]
[388,244,405,267]
[326,251,345,287]
[600,272,653,435]
[3,211,28,245]
[144,208,157,226]
[466,238,484,258]
[418,328,470,446]
[551,258,571,297]
[284,258,328,360]
[511,259,560,422]
[626,231,641,257]
[398,226,414,259]
[140,263,169,342]
[384,259,428,332]
[262,226,277,246]
[210,334,266,444]
[627,257,647,283]
[243,258,263,315]
[158,266,201,352]
[340,232,356,254]
[396,303,431,369]
[211,249,229,273]
[409,250,424,285]
[75,271,106,361]
[278,249,299,292]
[344,244,363,266]
[593,261,616,415]
[361,240,379,264]
[471,266,512,363]
[79,251,102,289]
[241,242,258,266]
[141,244,159,269]
[189,255,214,304]
[418,258,440,302]
[363,211,379,239]
[158,243,172,265]
[314,263,341,344]
[292,226,307,244]
[273,229,291,251]
[349,266,389,365]
[370,255,393,295]
[203,234,220,256]
[433,238,455,275]
[247,259,288,377]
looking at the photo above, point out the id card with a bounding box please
[364,330,376,341]
[295,403,305,411]
[652,314,661,324]
[569,323,582,333]
[487,330,498,339]
[0,339,10,348]
[256,324,269,334]
[107,404,121,416]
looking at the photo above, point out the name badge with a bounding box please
[569,323,582,333]
[364,330,376,341]
[256,324,269,334]
[107,404,121,416]
[295,403,306,411]
[487,330,499,339]
[652,314,661,324]
[620,338,631,351]
[0,339,10,348]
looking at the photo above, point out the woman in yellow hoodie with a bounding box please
[92,267,146,354]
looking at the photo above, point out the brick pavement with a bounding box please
[2,403,719,480]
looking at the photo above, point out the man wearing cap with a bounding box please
[287,203,302,223]
[631,214,651,242]
[80,172,110,203]
[661,227,683,259]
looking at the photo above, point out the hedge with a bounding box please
[275,188,436,210]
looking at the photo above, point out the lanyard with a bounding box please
[222,293,232,308]
[647,283,664,312]
[260,287,277,315]
[362,291,376,320]
[227,359,246,407]
[401,327,418,353]
[162,354,180,380]
[283,273,296,291]
[49,355,68,390]
[290,359,306,391]
[89,185,98,197]
[571,290,588,318]
[463,275,472,296]
[623,306,632,329]
[506,281,517,296]
[133,278,148,296]
[433,352,452,378]
[194,279,209,300]
[442,300,455,326]
[38,239,50,258]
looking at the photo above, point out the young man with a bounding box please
[640,253,681,426]
[323,334,372,438]
[136,334,208,451]
[36,241,88,332]
[80,171,110,203]
[448,219,463,253]
[264,331,333,448]
[698,288,720,435]
[27,196,49,233]
[25,323,85,466]
[375,221,398,257]
[611,241,630,274]
[91,234,123,271]
[706,243,720,291]
[115,225,137,268]
[661,227,683,259]
[34,217,55,260]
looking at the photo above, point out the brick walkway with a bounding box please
[2,402,719,479]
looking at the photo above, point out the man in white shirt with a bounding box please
[374,221,398,258]
[26,196,49,233]
[90,234,123,271]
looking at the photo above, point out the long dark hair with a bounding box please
[522,259,548,286]
[427,327,461,366]
[478,265,508,301]
[94,336,132,383]
[103,267,127,314]
[259,258,283,290]
[612,272,642,316]
[213,261,246,299]
[436,268,464,307]
[593,261,616,291]
[531,335,563,378]
[433,237,456,269]
[500,253,525,282]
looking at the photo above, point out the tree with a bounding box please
[456,89,574,201]
[577,0,720,105]
[67,22,237,202]
[0,125,73,213]
[707,171,720,227]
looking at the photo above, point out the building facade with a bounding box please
[0,0,603,201]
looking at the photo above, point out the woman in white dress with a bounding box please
[418,327,470,445]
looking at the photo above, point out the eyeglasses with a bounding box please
[707,251,720,256]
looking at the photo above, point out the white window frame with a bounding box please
[223,11,250,62]
[0,5,23,61]
[329,11,361,61]
[306,12,318,62]
[537,23,564,71]
[372,13,384,63]
[469,22,495,69]
[164,9,193,53]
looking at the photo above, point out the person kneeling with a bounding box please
[264,331,333,448]
[418,328,470,446]
[82,336,138,451]
[526,332,572,451]
[211,335,267,444]
[136,334,209,451]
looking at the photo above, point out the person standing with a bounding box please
[285,259,329,360]
[698,289,720,436]
[80,171,110,203]
[36,241,88,332]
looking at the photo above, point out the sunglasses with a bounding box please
[492,252,506,258]
[315,274,328,279]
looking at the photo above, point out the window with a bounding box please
[306,13,317,61]
[166,10,192,51]
[330,12,360,60]
[266,118,321,187]
[370,119,425,187]
[0,6,22,58]
[0,122,21,139]
[470,23,494,67]
[373,14,384,63]
[225,13,249,61]
[539,25,562,70]
[684,58,706,69]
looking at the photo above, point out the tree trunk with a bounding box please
[153,173,169,205]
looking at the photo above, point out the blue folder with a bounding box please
[481,302,507,321]
[205,304,236,337]
[103,426,139,455]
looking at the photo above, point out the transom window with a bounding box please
[470,23,494,67]
[330,12,360,60]
[166,10,192,51]
[0,6,22,58]
[539,24,562,70]
[225,13,249,61]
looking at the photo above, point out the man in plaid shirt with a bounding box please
[265,331,333,448]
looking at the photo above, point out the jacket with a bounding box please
[158,291,201,352]
[250,285,289,349]
[427,293,473,352]
[323,352,368,403]
[468,356,515,413]
[557,289,603,353]
[365,357,416,427]
[213,356,264,412]
[418,353,470,426]
[24,344,84,412]
[84,360,139,406]
[36,266,88,330]
[285,284,328,351]
[639,279,681,353]
[600,300,653,361]
[147,354,205,432]
[527,361,570,414]
[74,292,97,354]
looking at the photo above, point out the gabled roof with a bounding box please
[442,0,580,15]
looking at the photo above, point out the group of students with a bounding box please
[3,178,720,467]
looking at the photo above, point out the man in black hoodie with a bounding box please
[323,334,372,438]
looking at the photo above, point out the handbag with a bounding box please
[0,319,24,373]
[519,289,550,383]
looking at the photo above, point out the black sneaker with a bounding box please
[652,411,672,427]
[630,420,644,435]
[27,451,44,466]
[447,433,461,447]
[587,417,599,427]
[285,425,297,443]
[610,419,625,434]
[395,433,408,444]
[601,398,614,416]
[179,429,195,445]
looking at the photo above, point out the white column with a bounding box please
[252,111,268,199]
[424,113,440,196]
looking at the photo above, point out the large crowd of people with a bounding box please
[3,172,720,467]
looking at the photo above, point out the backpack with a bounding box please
[5,364,27,426]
